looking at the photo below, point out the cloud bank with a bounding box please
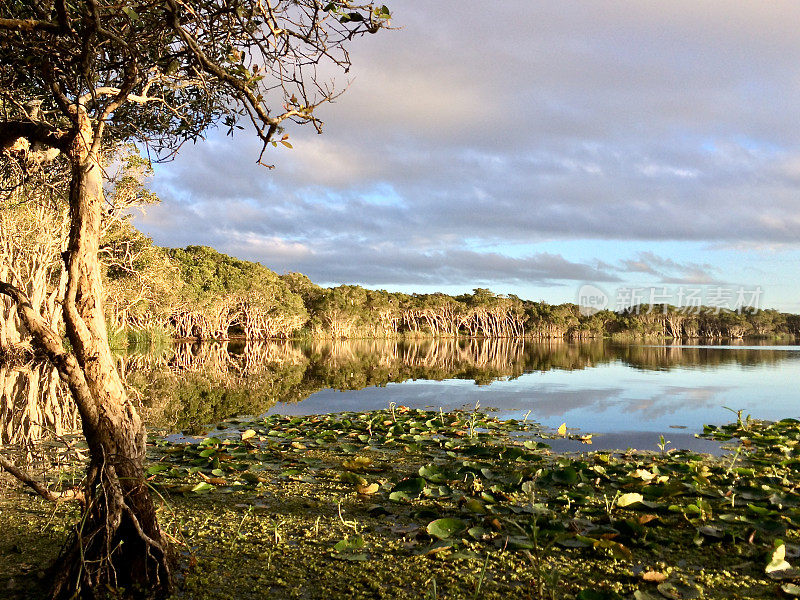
[137,1,800,305]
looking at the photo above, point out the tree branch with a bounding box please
[0,121,69,153]
[0,17,60,33]
[0,455,85,505]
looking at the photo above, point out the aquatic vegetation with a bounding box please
[3,410,799,598]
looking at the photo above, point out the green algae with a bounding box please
[2,410,799,599]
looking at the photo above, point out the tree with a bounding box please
[0,1,389,597]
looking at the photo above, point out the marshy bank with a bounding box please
[2,409,799,599]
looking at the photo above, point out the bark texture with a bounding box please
[48,128,172,597]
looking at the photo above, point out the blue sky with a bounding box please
[136,1,800,312]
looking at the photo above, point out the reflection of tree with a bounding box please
[0,362,79,450]
[124,339,800,433]
[617,343,793,371]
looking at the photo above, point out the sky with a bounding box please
[136,1,800,313]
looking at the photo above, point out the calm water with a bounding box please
[128,338,799,452]
[4,339,797,452]
[258,341,799,453]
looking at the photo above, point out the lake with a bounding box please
[120,338,799,453]
[3,338,797,453]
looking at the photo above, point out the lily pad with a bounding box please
[427,518,468,540]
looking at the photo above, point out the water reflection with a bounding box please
[2,339,798,450]
[0,362,79,452]
[125,339,799,439]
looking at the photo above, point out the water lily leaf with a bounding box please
[446,550,481,561]
[339,471,367,486]
[617,493,644,507]
[505,536,535,550]
[426,518,467,540]
[333,536,364,552]
[782,583,800,597]
[752,518,786,536]
[464,498,487,514]
[419,463,448,483]
[240,429,256,441]
[356,482,379,495]
[146,464,170,475]
[557,537,590,548]
[552,467,578,485]
[767,542,792,574]
[389,491,411,502]
[241,472,262,484]
[698,525,724,538]
[642,571,667,583]
[467,526,487,540]
[336,553,368,561]
[656,581,701,599]
[392,477,425,495]
[342,456,372,471]
[190,481,213,493]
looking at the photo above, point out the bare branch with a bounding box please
[0,17,60,33]
[0,454,85,504]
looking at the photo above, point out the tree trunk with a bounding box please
[48,138,172,597]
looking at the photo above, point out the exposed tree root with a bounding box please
[50,459,173,600]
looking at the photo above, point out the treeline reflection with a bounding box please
[124,339,797,433]
[2,339,796,443]
[0,362,80,453]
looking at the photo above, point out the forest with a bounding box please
[2,181,799,353]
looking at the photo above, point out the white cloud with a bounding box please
[135,1,800,309]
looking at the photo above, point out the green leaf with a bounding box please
[419,463,448,483]
[146,464,169,475]
[388,491,411,502]
[122,6,139,20]
[391,477,425,495]
[616,492,644,507]
[464,498,487,514]
[339,471,367,485]
[767,541,792,574]
[426,518,467,540]
[190,481,213,493]
[551,466,578,485]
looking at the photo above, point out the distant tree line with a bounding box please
[2,188,799,350]
[103,241,800,343]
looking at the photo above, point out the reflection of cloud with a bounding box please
[619,386,730,420]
